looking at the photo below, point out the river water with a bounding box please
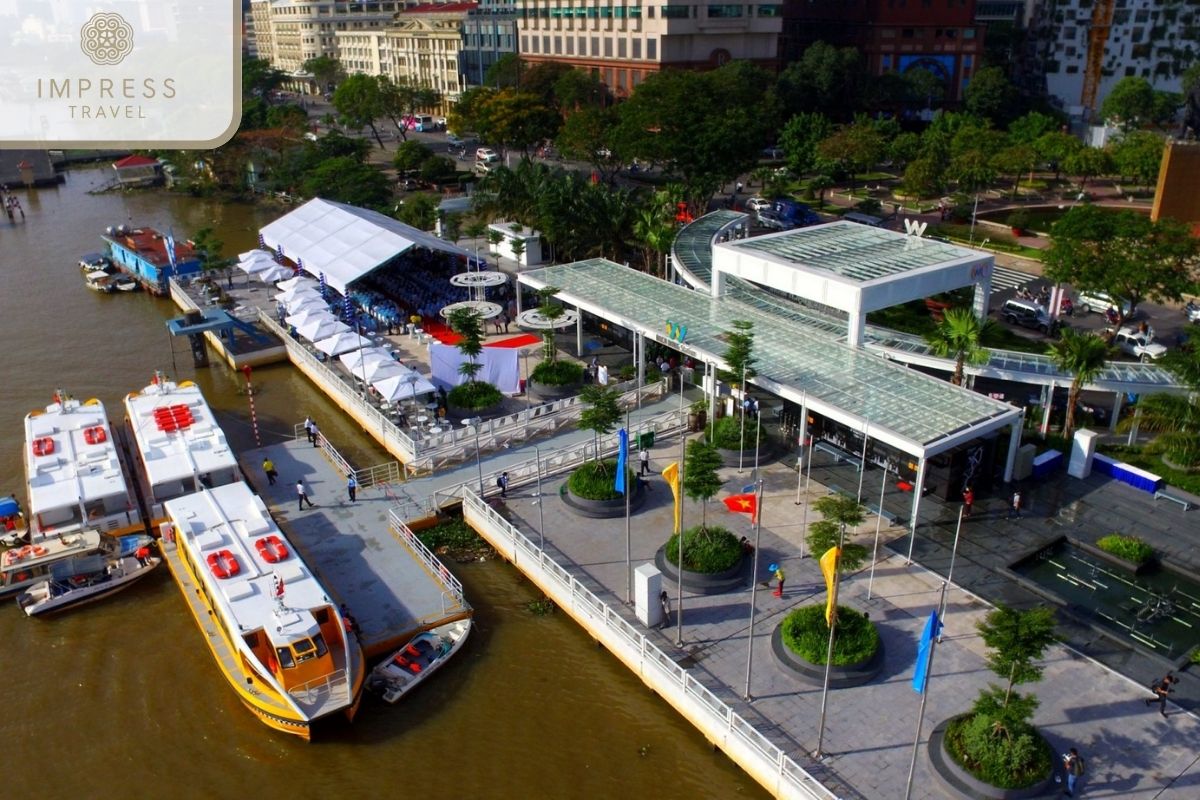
[0,169,765,799]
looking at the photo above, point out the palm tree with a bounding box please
[1046,329,1112,441]
[925,307,994,386]
[633,202,674,278]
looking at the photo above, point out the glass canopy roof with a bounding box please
[730,221,978,283]
[671,209,744,286]
[524,259,1014,449]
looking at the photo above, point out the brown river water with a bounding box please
[0,169,766,799]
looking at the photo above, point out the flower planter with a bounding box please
[445,399,504,423]
[714,436,781,468]
[528,379,580,402]
[653,546,746,595]
[927,715,1056,800]
[769,620,884,688]
[1072,536,1156,576]
[559,479,646,519]
[688,410,707,432]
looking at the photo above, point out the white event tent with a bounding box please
[314,331,373,357]
[296,316,350,342]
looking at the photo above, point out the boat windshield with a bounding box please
[291,633,329,664]
[275,647,296,669]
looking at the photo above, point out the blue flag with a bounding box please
[614,429,629,495]
[165,228,178,270]
[912,610,941,693]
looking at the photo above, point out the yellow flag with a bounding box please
[820,546,841,625]
[662,461,681,534]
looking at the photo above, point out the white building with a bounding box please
[250,0,404,83]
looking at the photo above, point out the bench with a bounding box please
[1154,490,1193,511]
[866,502,898,525]
[814,441,863,471]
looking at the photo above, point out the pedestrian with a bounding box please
[962,486,974,518]
[296,479,314,511]
[496,471,509,499]
[347,474,357,503]
[502,313,510,334]
[340,603,360,639]
[262,457,277,486]
[659,590,671,629]
[1061,747,1085,796]
[1145,672,1177,717]
[135,545,152,567]
[771,562,785,598]
[1008,489,1022,519]
[304,416,314,444]
[310,420,320,447]
[735,181,743,194]
[639,446,651,476]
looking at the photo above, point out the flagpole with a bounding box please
[800,422,814,559]
[856,422,870,503]
[738,363,747,473]
[868,465,888,600]
[676,428,687,648]
[625,410,632,605]
[905,581,949,800]
[742,477,764,701]
[795,394,808,559]
[753,410,761,478]
[938,506,964,641]
[814,526,846,759]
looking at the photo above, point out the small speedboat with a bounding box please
[368,617,471,704]
[113,275,140,292]
[79,253,113,272]
[16,540,160,617]
[0,496,27,547]
[84,269,115,292]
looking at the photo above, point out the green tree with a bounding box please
[556,106,623,183]
[683,438,724,528]
[775,41,866,120]
[902,157,943,198]
[484,53,523,88]
[949,148,997,193]
[189,227,230,273]
[552,67,607,110]
[925,308,993,386]
[816,116,885,193]
[394,193,439,230]
[1034,131,1082,181]
[903,67,946,111]
[976,605,1058,708]
[302,55,345,92]
[300,156,391,208]
[964,66,1018,126]
[780,112,833,177]
[807,493,868,575]
[1046,329,1113,441]
[1007,111,1059,144]
[807,174,835,206]
[720,320,757,385]
[1101,76,1156,130]
[332,74,386,148]
[889,131,923,167]
[378,75,441,141]
[1044,205,1200,332]
[579,385,623,469]
[991,143,1038,200]
[535,286,564,362]
[393,140,435,173]
[1062,146,1112,189]
[633,195,676,278]
[1110,131,1165,188]
[1151,91,1183,129]
[243,58,287,100]
[448,307,486,383]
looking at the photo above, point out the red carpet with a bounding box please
[487,333,541,349]
[423,320,461,345]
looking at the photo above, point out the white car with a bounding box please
[475,147,499,163]
[1076,290,1133,317]
[746,197,771,214]
[1113,326,1167,362]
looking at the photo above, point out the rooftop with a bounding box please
[24,398,130,518]
[103,227,195,269]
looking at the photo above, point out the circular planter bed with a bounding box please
[528,379,581,402]
[446,381,504,421]
[714,437,782,468]
[444,400,504,423]
[770,605,884,687]
[654,525,747,595]
[928,715,1056,800]
[707,416,781,467]
[560,460,646,518]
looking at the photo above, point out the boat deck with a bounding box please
[242,440,468,660]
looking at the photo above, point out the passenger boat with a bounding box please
[123,375,240,524]
[0,495,28,547]
[24,391,144,541]
[367,618,471,704]
[159,482,365,739]
[1,532,152,598]
[84,268,116,292]
[16,536,159,617]
[79,252,113,272]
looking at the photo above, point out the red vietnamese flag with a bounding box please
[722,493,758,524]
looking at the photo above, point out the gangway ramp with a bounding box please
[242,438,470,659]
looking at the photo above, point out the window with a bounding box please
[531,35,539,52]
[632,37,641,58]
[579,35,586,54]
[554,35,562,54]
[592,36,600,55]
[707,5,743,17]
[567,36,575,54]
[757,4,780,15]
[604,37,613,56]
[661,5,689,18]
[647,36,656,59]
[618,37,626,57]
[542,34,549,52]
[648,5,655,17]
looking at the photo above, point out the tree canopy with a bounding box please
[1101,76,1156,130]
[332,74,387,147]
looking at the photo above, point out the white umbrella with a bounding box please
[374,371,435,403]
[275,285,323,305]
[255,263,295,284]
[239,249,274,261]
[286,309,333,329]
[284,294,328,314]
[314,331,372,357]
[236,251,277,274]
[276,275,315,292]
[297,316,351,342]
[339,346,395,374]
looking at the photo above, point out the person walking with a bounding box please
[304,416,314,444]
[310,420,320,447]
[296,479,314,511]
[346,474,357,503]
[262,457,277,486]
[496,471,509,499]
[962,486,975,518]
[1061,747,1085,796]
[658,590,671,629]
[1146,672,1177,717]
[1008,489,1022,519]
[639,446,651,476]
[772,563,785,598]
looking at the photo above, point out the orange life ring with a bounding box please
[254,535,289,563]
[14,572,29,582]
[30,545,47,557]
[31,437,55,457]
[206,549,240,579]
[83,426,107,445]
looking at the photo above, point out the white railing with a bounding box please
[288,423,403,488]
[461,489,839,800]
[288,667,348,707]
[387,509,467,612]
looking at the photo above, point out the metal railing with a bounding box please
[288,667,348,707]
[387,509,467,612]
[288,423,403,488]
[460,488,839,800]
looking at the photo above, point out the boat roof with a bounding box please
[124,380,237,494]
[86,269,111,280]
[164,482,330,646]
[24,398,132,517]
[1,531,103,574]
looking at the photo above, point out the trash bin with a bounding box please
[637,431,655,450]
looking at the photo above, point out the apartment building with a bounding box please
[511,0,782,99]
[461,0,519,86]
[250,0,402,78]
[780,0,984,102]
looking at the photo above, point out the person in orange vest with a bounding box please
[771,563,785,598]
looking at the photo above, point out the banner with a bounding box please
[614,429,629,495]
[722,493,757,523]
[662,461,681,534]
[819,546,840,625]
[912,610,942,694]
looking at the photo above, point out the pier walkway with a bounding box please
[241,438,469,660]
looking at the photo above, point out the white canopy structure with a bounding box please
[258,198,474,295]
[235,250,277,274]
[284,294,329,315]
[339,347,403,381]
[374,371,436,403]
[255,263,295,284]
[314,331,373,357]
[275,284,323,304]
[285,309,332,329]
[296,316,351,342]
[276,275,316,292]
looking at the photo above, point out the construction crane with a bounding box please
[1081,0,1115,116]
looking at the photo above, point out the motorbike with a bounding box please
[1104,307,1121,325]
[1059,297,1074,317]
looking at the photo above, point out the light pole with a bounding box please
[738,363,747,473]
[463,417,484,495]
[968,193,980,245]
[675,428,687,648]
[534,443,545,550]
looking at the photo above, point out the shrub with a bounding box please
[567,459,634,501]
[1006,209,1032,232]
[415,516,490,558]
[707,415,763,450]
[530,360,583,386]
[780,604,879,665]
[1096,533,1154,564]
[447,381,502,410]
[854,197,883,214]
[663,525,741,573]
[945,714,1052,790]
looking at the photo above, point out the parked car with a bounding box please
[1113,326,1167,362]
[398,177,420,191]
[761,146,784,159]
[1000,298,1059,335]
[473,161,493,176]
[1184,299,1200,323]
[758,199,820,231]
[746,197,771,214]
[476,147,499,163]
[1076,289,1133,317]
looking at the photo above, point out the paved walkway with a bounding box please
[403,425,1200,798]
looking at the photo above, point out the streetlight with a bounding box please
[968,193,980,245]
[534,444,545,550]
[462,417,484,495]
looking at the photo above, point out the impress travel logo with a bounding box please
[1,2,240,148]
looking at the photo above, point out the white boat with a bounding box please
[0,495,28,547]
[16,540,160,617]
[84,268,116,292]
[24,392,144,542]
[1,532,151,598]
[79,252,113,272]
[368,617,471,704]
[123,375,240,523]
[113,275,140,292]
[159,482,365,739]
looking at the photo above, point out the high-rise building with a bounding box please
[511,0,782,99]
[460,0,518,87]
[780,0,984,102]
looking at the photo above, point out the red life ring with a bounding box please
[254,535,289,563]
[31,437,55,457]
[83,426,107,445]
[206,549,240,579]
